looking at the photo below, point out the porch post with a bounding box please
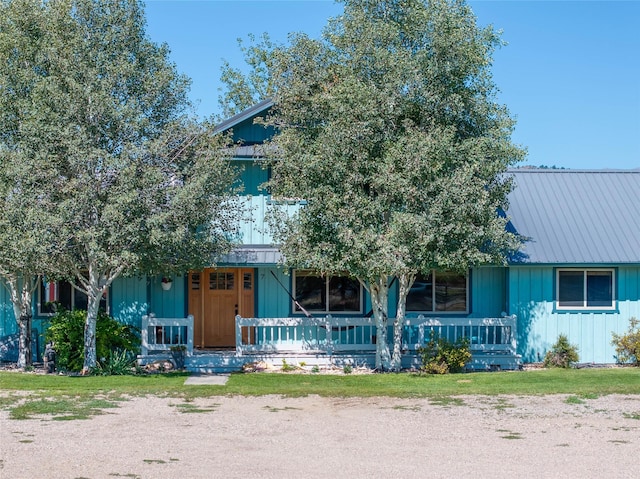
[235,314,243,356]
[186,314,194,355]
[141,315,149,356]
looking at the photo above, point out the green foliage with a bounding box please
[45,309,140,373]
[1,0,240,371]
[92,349,139,376]
[419,332,472,374]
[228,0,526,370]
[611,318,640,366]
[543,335,579,368]
[280,359,296,372]
[343,364,353,374]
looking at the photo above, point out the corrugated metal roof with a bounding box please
[506,169,640,264]
[218,246,283,266]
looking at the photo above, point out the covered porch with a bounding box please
[138,314,521,372]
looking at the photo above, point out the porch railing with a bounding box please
[141,315,194,356]
[235,314,517,356]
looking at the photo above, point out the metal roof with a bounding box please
[506,169,640,264]
[218,246,283,266]
[213,98,273,135]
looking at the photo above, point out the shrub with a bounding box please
[418,332,471,374]
[543,334,579,368]
[611,318,640,366]
[92,349,138,376]
[45,309,140,372]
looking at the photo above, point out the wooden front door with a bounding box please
[188,268,255,348]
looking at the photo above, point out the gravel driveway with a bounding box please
[2,394,639,478]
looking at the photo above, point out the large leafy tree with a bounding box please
[258,0,525,370]
[0,0,61,368]
[1,0,239,372]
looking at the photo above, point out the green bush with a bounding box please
[45,309,140,372]
[543,334,579,368]
[611,318,640,366]
[418,332,471,374]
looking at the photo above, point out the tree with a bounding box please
[0,0,61,368]
[258,0,524,370]
[1,0,239,372]
[218,33,276,119]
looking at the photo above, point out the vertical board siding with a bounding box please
[110,276,149,330]
[148,275,185,320]
[469,267,506,318]
[237,161,269,196]
[509,265,640,363]
[236,196,302,246]
[0,282,16,337]
[257,268,291,318]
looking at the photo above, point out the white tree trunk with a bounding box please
[6,274,37,369]
[369,276,391,371]
[81,265,121,374]
[82,268,104,373]
[391,273,415,372]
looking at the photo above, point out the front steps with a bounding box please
[138,350,522,373]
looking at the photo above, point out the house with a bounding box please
[1,100,638,371]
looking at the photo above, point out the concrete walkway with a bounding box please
[184,374,230,386]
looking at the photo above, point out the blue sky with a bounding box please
[144,1,640,170]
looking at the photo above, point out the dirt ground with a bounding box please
[1,392,640,479]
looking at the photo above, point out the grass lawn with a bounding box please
[1,368,639,420]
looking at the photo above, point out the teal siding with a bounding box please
[0,282,15,336]
[149,275,186,319]
[110,276,149,329]
[508,265,640,363]
[230,117,275,144]
[470,267,506,318]
[237,161,269,196]
[257,268,292,317]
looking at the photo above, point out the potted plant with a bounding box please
[161,277,173,291]
[169,344,187,369]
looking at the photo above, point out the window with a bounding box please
[293,271,361,313]
[406,271,468,313]
[557,269,614,309]
[38,279,108,315]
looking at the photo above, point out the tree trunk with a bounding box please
[391,273,415,372]
[6,274,37,369]
[81,268,104,374]
[369,276,391,371]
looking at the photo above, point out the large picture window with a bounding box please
[293,271,362,314]
[557,269,614,309]
[38,279,108,315]
[406,271,468,313]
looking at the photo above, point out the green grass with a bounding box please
[1,368,639,420]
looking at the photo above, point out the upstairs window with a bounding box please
[293,271,362,314]
[406,271,468,313]
[38,279,108,315]
[557,269,614,310]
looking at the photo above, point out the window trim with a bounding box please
[406,270,470,314]
[555,268,616,311]
[292,270,363,315]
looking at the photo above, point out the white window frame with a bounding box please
[556,268,615,311]
[292,270,363,314]
[406,271,470,314]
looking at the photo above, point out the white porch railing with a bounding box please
[235,314,517,356]
[141,315,194,356]
[404,315,517,354]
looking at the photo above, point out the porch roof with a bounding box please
[217,246,282,266]
[506,169,640,264]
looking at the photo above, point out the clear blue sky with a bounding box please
[144,0,640,170]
